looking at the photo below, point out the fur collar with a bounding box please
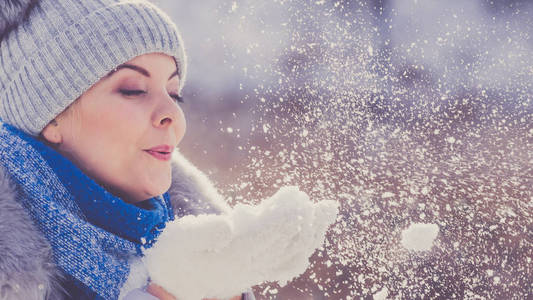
[0,150,229,299]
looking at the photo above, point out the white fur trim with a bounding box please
[169,151,231,215]
[118,258,149,300]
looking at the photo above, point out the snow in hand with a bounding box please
[401,223,439,251]
[143,186,339,300]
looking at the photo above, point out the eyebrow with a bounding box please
[106,63,179,80]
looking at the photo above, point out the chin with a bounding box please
[145,177,172,198]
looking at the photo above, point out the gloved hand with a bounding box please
[142,186,339,300]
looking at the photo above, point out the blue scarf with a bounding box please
[0,122,174,299]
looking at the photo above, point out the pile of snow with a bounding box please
[143,186,339,300]
[401,223,439,251]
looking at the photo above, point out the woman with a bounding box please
[0,0,253,299]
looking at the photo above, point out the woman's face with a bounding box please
[45,53,186,203]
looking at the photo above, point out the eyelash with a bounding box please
[171,94,184,103]
[119,89,184,103]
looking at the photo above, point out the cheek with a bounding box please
[83,101,146,146]
[66,102,146,177]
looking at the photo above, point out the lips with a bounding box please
[144,145,174,161]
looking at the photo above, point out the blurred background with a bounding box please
[154,0,531,299]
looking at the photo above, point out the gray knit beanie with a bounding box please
[0,0,187,136]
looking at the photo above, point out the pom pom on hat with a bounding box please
[0,0,40,40]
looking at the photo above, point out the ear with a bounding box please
[40,120,63,145]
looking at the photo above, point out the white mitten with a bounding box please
[142,186,339,300]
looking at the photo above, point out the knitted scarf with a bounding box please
[0,122,174,299]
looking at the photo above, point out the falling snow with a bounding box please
[161,0,532,298]
[373,286,388,300]
[400,223,439,252]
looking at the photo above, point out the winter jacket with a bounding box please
[0,151,255,300]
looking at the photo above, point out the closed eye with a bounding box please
[170,94,184,103]
[119,89,184,103]
[119,89,146,96]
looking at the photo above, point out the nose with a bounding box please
[152,94,184,129]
